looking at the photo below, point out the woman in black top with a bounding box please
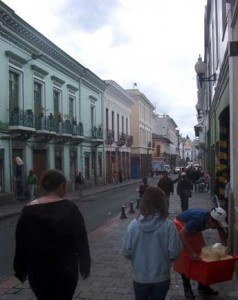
[14,169,91,300]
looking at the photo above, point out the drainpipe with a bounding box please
[78,76,82,174]
[101,92,106,184]
[227,3,234,252]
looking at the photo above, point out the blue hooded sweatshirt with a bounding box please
[122,215,183,284]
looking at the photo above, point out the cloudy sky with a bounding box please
[3,0,206,139]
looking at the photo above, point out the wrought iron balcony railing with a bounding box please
[125,134,133,147]
[105,129,114,144]
[9,109,34,128]
[92,126,103,139]
[117,132,126,147]
[72,122,84,136]
[9,109,84,137]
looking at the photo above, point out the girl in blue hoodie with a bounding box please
[122,186,183,300]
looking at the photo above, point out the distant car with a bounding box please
[174,167,182,174]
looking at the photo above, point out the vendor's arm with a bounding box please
[179,227,201,260]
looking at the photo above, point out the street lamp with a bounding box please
[194,55,216,87]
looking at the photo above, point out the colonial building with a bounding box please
[103,80,134,184]
[194,0,238,259]
[0,2,106,198]
[152,113,179,170]
[126,89,155,178]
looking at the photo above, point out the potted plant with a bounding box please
[48,113,54,119]
[57,112,63,122]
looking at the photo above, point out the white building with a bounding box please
[103,80,135,183]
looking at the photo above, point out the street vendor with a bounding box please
[173,207,228,299]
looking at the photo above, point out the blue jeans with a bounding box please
[133,279,170,300]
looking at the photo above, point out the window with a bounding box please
[55,149,62,170]
[117,113,120,134]
[9,71,20,110]
[85,153,90,180]
[98,152,102,177]
[122,116,124,133]
[69,96,75,120]
[53,89,61,116]
[92,151,96,170]
[126,118,128,134]
[91,106,96,129]
[156,145,161,157]
[111,111,114,131]
[106,108,109,130]
[34,82,42,116]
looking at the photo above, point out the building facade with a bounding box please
[103,80,134,184]
[0,2,106,198]
[126,89,155,178]
[194,0,238,259]
[152,113,179,170]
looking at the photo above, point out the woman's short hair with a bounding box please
[140,186,167,219]
[40,169,66,192]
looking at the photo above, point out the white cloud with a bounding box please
[2,0,206,139]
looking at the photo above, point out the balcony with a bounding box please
[71,122,85,145]
[125,134,133,147]
[91,125,103,146]
[8,108,35,141]
[7,109,86,143]
[117,132,126,147]
[105,129,114,145]
[35,115,57,142]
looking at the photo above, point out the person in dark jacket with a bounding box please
[176,172,193,211]
[75,171,84,194]
[157,171,174,213]
[14,169,91,300]
[138,177,149,198]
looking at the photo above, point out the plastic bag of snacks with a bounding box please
[186,243,238,285]
[201,243,232,261]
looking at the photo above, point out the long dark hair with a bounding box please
[140,186,167,220]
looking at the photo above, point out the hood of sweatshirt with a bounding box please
[20,199,84,245]
[137,214,164,233]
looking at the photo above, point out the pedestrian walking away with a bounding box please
[176,172,193,211]
[138,177,149,199]
[27,170,38,201]
[75,171,84,194]
[14,169,91,300]
[173,206,228,299]
[122,186,183,300]
[157,171,174,213]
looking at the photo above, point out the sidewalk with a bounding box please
[0,178,142,220]
[1,179,238,299]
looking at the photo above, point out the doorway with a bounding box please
[33,149,47,180]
